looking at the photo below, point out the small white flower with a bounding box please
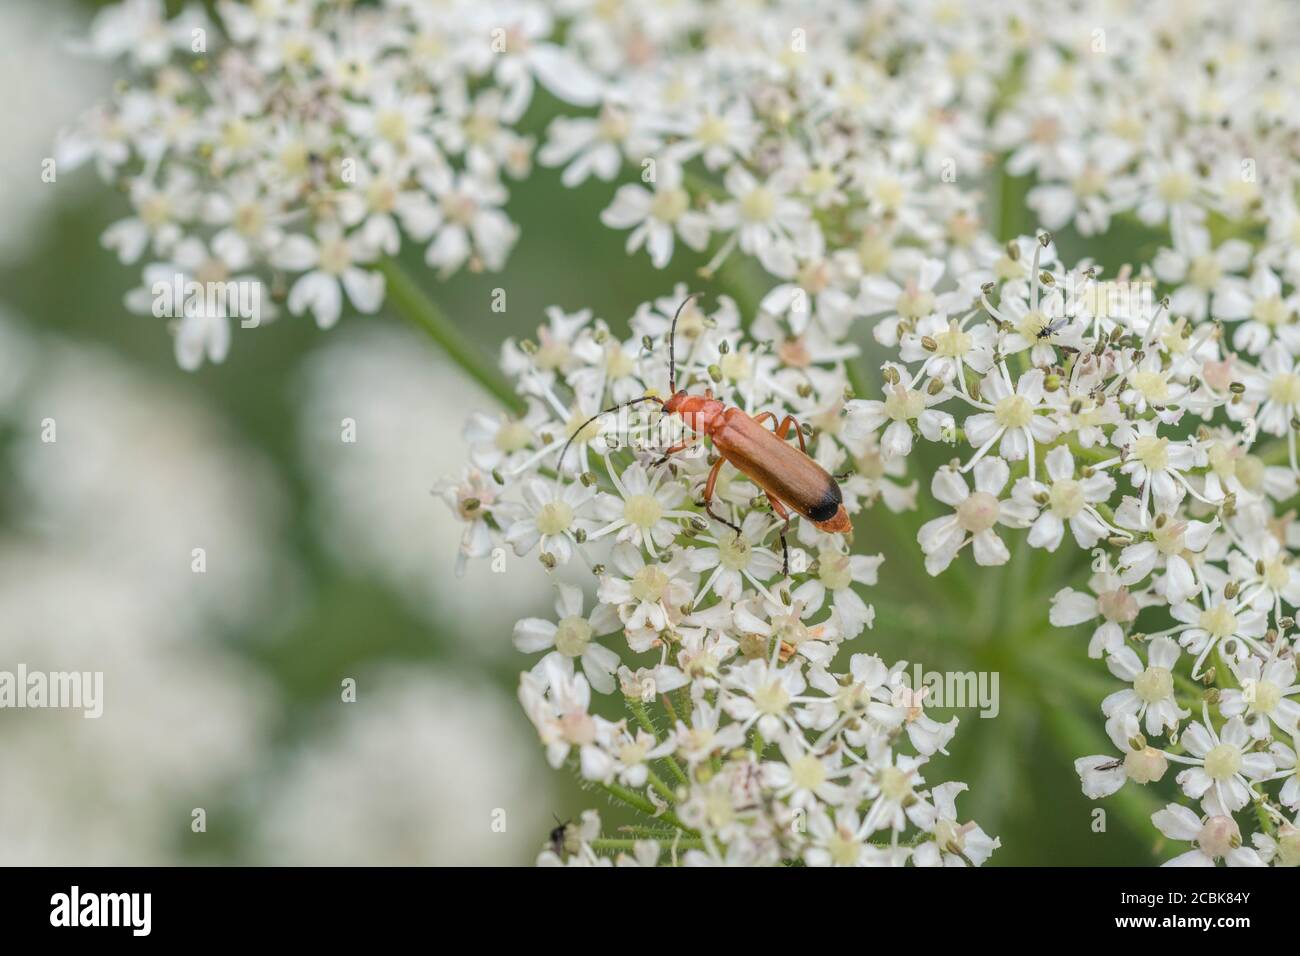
[1013,446,1117,551]
[590,462,691,555]
[518,660,616,782]
[596,544,694,652]
[917,458,1034,575]
[418,165,519,277]
[515,584,622,694]
[1220,656,1300,739]
[600,160,710,268]
[505,477,596,566]
[274,223,384,329]
[1172,712,1275,816]
[844,364,954,460]
[1101,637,1189,737]
[1151,804,1264,867]
[1049,569,1143,659]
[710,165,811,278]
[911,782,999,867]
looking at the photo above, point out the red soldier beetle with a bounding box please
[558,294,851,575]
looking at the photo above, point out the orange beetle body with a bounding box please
[662,390,850,534]
[557,295,853,575]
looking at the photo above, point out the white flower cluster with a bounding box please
[59,0,602,368]
[444,291,996,866]
[855,236,1300,867]
[70,0,1300,864]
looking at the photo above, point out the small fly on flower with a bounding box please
[558,295,852,575]
[1036,316,1072,340]
[549,816,572,857]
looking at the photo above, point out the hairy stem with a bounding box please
[592,837,704,852]
[595,780,696,835]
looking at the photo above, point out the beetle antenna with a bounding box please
[556,395,664,478]
[667,293,702,394]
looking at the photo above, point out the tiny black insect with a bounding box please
[1036,316,1072,339]
[549,816,571,856]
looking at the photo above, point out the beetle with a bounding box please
[558,294,850,574]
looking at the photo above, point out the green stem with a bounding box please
[376,257,525,415]
[645,768,680,805]
[595,781,696,835]
[627,699,691,786]
[592,837,704,852]
[995,162,1026,243]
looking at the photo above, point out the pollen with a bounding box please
[790,754,827,790]
[895,285,935,320]
[495,420,534,452]
[565,411,602,444]
[1187,253,1222,291]
[650,187,690,223]
[1262,556,1290,590]
[1268,371,1300,405]
[753,680,791,716]
[1133,665,1173,703]
[818,551,853,590]
[1202,742,1243,781]
[720,351,752,381]
[694,114,729,146]
[1131,434,1169,471]
[1124,747,1168,784]
[1156,169,1195,204]
[624,493,663,529]
[318,236,352,275]
[717,533,752,570]
[1245,678,1282,715]
[1048,478,1085,518]
[740,186,776,222]
[535,500,574,536]
[994,393,1033,429]
[1016,309,1048,339]
[934,322,971,357]
[605,346,635,378]
[554,615,593,656]
[878,766,914,802]
[1198,603,1238,639]
[630,564,669,603]
[884,385,925,422]
[1130,369,1169,401]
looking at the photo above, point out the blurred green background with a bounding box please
[0,0,1182,865]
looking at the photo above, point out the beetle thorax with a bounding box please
[663,391,725,435]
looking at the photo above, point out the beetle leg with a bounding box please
[756,411,809,454]
[652,435,698,468]
[765,492,792,577]
[701,456,742,538]
[774,415,808,454]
